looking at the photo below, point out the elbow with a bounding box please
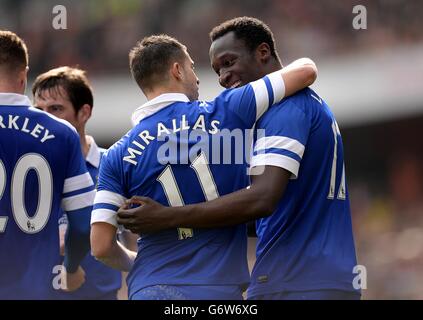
[91,248,110,261]
[254,191,279,218]
[300,58,318,87]
[90,229,114,261]
[91,240,113,261]
[304,65,318,87]
[257,200,278,218]
[307,66,318,87]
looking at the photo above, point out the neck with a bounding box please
[263,58,283,75]
[145,84,185,101]
[79,131,90,158]
[0,82,23,94]
[0,71,25,94]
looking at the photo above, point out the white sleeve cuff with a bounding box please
[250,153,299,179]
[61,190,96,211]
[267,69,286,104]
[250,78,270,120]
[63,172,94,194]
[94,190,126,207]
[91,209,118,228]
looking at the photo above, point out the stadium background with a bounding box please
[1,0,423,299]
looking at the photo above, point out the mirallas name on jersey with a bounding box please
[124,114,220,166]
[0,114,55,143]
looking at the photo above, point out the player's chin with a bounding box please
[228,80,243,89]
[193,91,199,101]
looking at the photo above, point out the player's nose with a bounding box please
[219,71,231,89]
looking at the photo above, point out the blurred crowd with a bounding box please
[350,156,423,299]
[346,116,423,299]
[1,0,422,76]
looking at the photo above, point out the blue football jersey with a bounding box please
[247,88,359,298]
[92,71,287,298]
[55,140,121,300]
[0,93,95,299]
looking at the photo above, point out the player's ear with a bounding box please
[18,67,29,93]
[78,104,92,123]
[256,42,271,64]
[170,61,183,81]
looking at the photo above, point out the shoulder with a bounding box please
[267,88,322,114]
[256,89,317,130]
[206,87,251,115]
[98,148,107,160]
[284,88,324,107]
[103,139,124,159]
[281,88,313,106]
[183,100,216,115]
[260,90,306,118]
[214,86,253,102]
[101,132,131,163]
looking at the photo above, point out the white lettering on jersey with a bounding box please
[123,115,222,166]
[0,115,56,143]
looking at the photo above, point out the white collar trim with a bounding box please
[0,93,32,107]
[131,93,189,126]
[85,136,101,168]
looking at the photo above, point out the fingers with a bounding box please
[116,216,134,226]
[117,199,150,218]
[127,196,151,205]
[116,196,157,232]
[120,202,130,210]
[116,219,141,234]
[125,226,141,234]
[118,196,149,215]
[116,212,139,233]
[118,196,154,216]
[116,209,135,219]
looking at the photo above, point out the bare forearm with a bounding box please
[96,240,136,272]
[167,166,290,229]
[170,186,273,229]
[91,222,136,271]
[282,58,317,96]
[117,167,290,233]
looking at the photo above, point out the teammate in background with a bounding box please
[118,17,360,300]
[90,34,316,300]
[0,31,93,299]
[32,66,125,300]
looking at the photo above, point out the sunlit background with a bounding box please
[2,0,423,299]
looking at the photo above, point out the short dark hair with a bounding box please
[210,17,279,61]
[129,34,187,91]
[32,66,94,113]
[0,30,29,72]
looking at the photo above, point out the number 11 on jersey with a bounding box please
[328,121,346,200]
[157,152,219,240]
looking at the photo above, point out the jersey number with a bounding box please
[328,121,346,200]
[0,154,53,234]
[157,153,219,240]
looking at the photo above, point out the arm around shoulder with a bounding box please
[280,58,318,97]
